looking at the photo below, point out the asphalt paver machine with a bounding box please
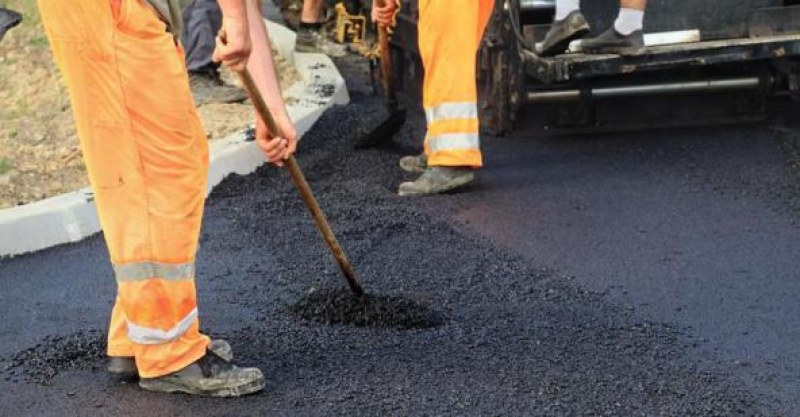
[381,0,800,135]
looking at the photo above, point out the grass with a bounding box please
[29,35,47,47]
[0,158,12,175]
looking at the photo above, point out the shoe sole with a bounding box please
[139,377,265,397]
[539,25,591,57]
[398,173,475,197]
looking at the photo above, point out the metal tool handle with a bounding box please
[236,68,365,297]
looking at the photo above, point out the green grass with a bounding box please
[0,158,12,175]
[29,35,48,47]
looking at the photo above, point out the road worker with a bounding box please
[538,0,648,56]
[37,0,297,396]
[182,0,250,105]
[372,0,494,196]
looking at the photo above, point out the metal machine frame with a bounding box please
[382,0,800,135]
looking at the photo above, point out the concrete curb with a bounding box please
[0,20,349,258]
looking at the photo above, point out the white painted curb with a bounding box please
[0,20,349,258]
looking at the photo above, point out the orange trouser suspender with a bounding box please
[38,0,210,378]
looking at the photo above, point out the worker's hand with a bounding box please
[213,17,252,71]
[255,111,297,167]
[371,0,398,28]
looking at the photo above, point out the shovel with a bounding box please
[236,67,365,297]
[353,0,406,149]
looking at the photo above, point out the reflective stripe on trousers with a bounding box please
[418,0,494,168]
[39,0,210,378]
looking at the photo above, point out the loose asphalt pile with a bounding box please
[289,288,443,329]
[0,56,775,415]
[3,330,105,386]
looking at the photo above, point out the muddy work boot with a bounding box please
[399,154,428,173]
[0,8,22,42]
[296,24,347,58]
[398,167,475,197]
[537,10,591,57]
[139,342,263,397]
[109,340,235,380]
[580,27,645,56]
[189,71,249,106]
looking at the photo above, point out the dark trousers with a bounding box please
[181,0,221,74]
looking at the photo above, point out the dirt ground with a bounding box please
[0,1,299,209]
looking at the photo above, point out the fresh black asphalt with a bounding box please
[1,55,798,416]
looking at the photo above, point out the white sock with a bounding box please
[555,0,580,21]
[614,8,644,35]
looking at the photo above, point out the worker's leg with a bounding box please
[582,0,646,54]
[621,0,647,10]
[295,0,346,56]
[181,0,247,105]
[539,0,591,57]
[615,0,646,35]
[555,0,580,20]
[38,0,210,378]
[301,0,324,23]
[419,0,493,168]
[399,0,493,196]
[182,0,220,74]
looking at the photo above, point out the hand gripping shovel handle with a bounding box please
[236,68,365,297]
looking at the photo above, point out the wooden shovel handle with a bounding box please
[236,68,365,297]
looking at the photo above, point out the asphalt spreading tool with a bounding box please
[353,0,406,149]
[237,68,365,298]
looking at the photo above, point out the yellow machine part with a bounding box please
[334,3,367,45]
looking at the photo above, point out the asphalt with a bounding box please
[1,54,799,416]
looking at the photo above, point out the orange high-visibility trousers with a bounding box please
[38,0,210,378]
[418,0,494,168]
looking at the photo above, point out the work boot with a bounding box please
[189,72,249,106]
[108,340,234,380]
[278,0,303,30]
[139,342,263,397]
[537,10,591,57]
[0,8,22,42]
[296,26,347,58]
[399,154,427,173]
[398,167,475,197]
[580,27,645,56]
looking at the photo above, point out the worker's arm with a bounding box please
[244,0,298,166]
[213,0,252,70]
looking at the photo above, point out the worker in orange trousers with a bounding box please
[373,0,495,196]
[37,0,296,396]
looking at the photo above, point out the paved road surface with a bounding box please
[1,53,798,416]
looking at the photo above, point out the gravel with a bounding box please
[3,330,105,386]
[289,288,444,329]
